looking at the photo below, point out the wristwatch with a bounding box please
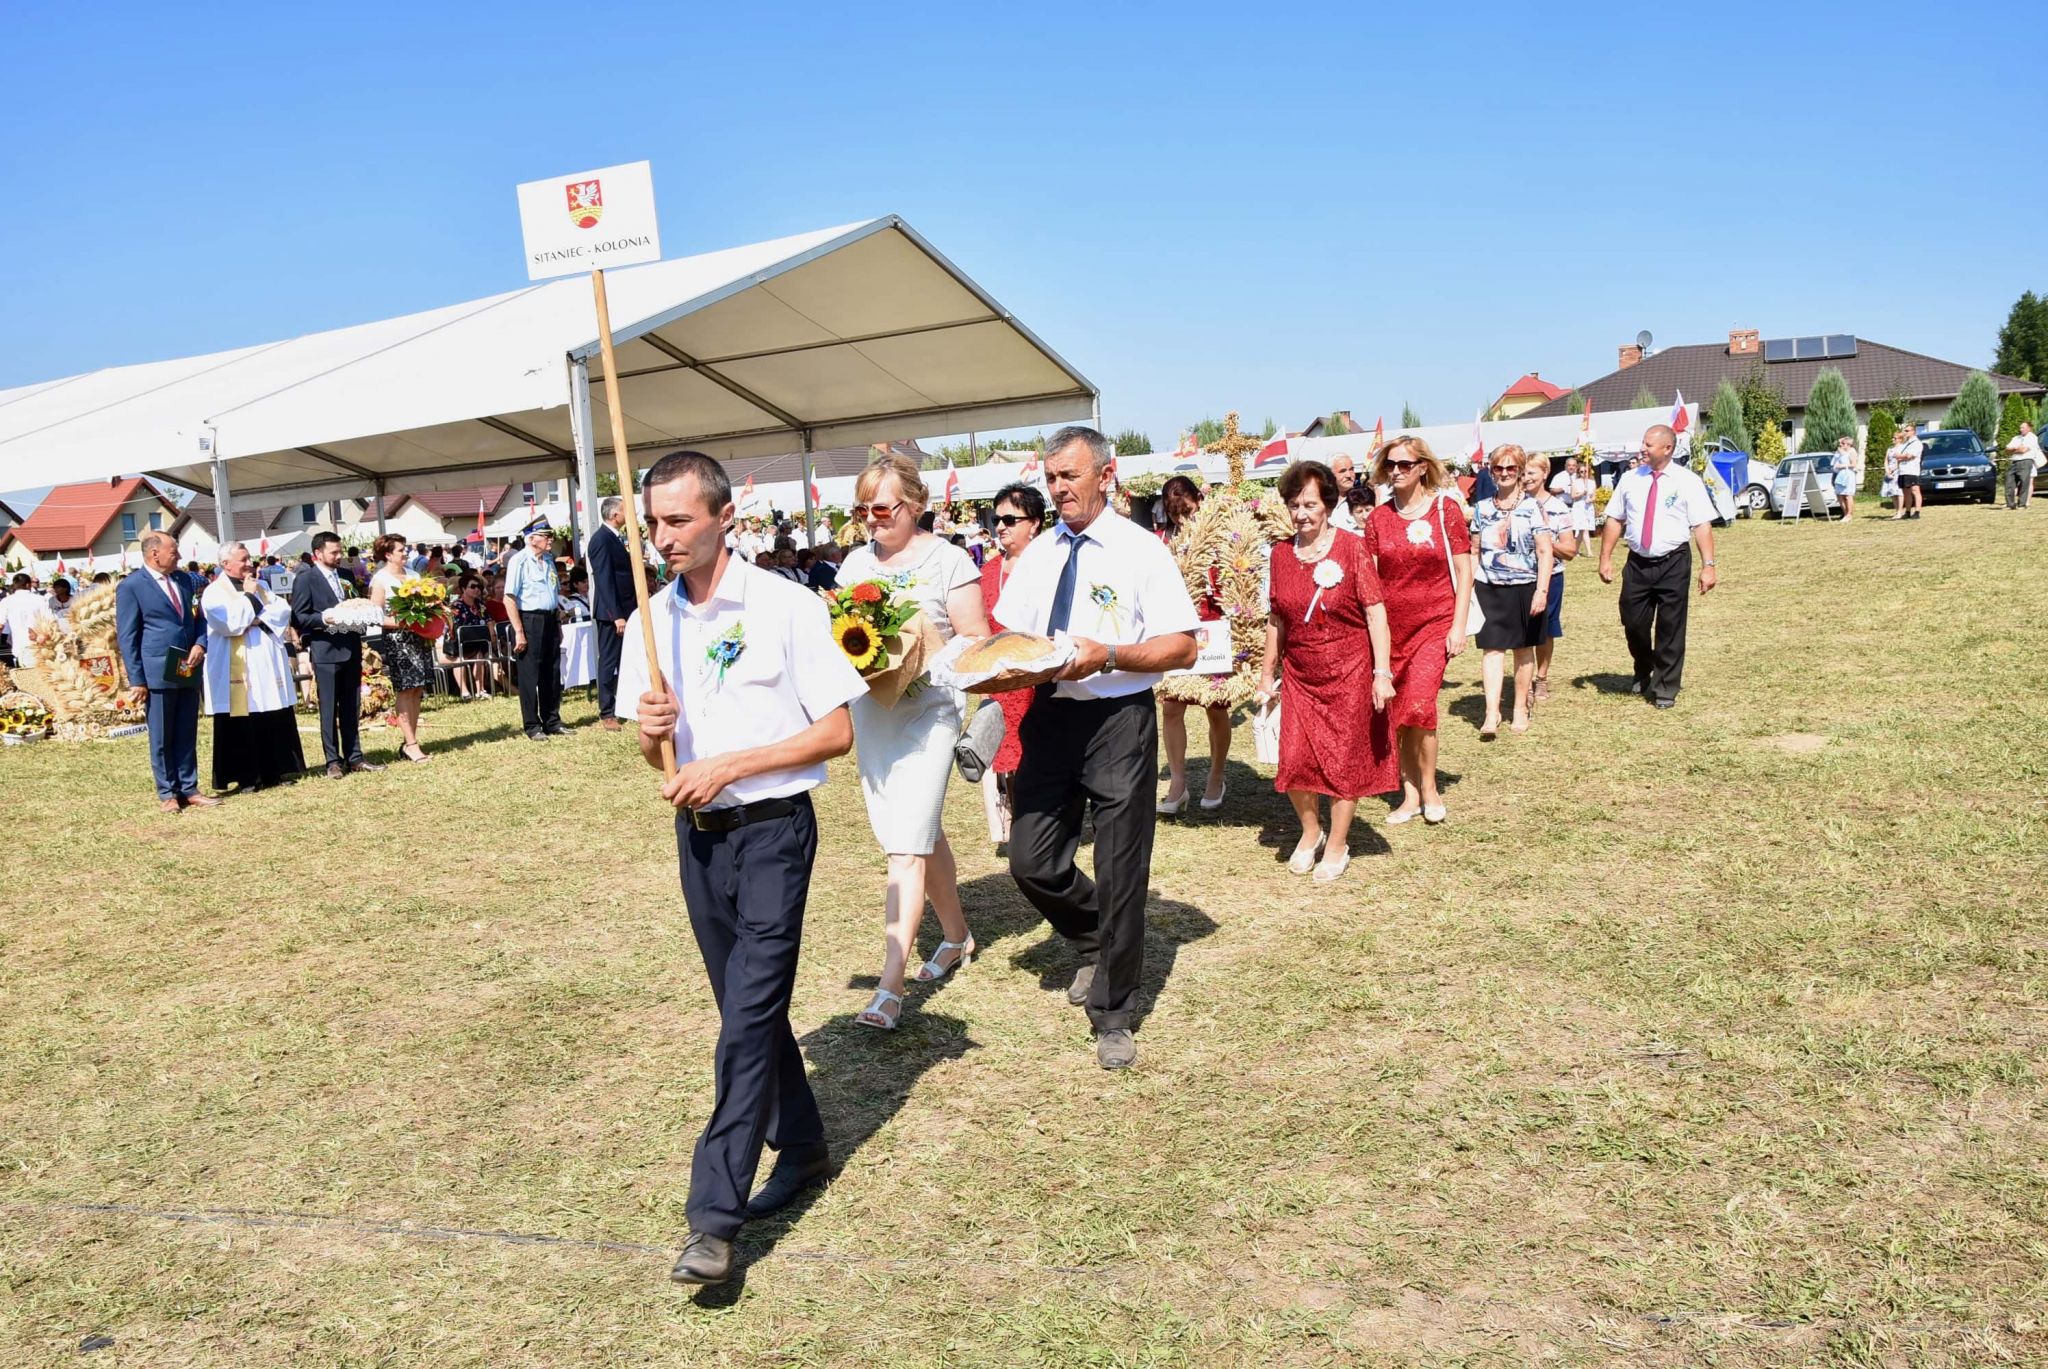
[1702,559,1716,567]
[1101,644,1119,675]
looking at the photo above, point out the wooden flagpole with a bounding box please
[590,267,675,778]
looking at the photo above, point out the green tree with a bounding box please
[1631,383,1660,410]
[1863,406,1896,496]
[1400,402,1421,427]
[1734,364,1788,447]
[1993,290,2048,383]
[1192,416,1227,447]
[1324,412,1352,435]
[1943,371,2000,444]
[1798,367,1857,453]
[1565,389,1586,415]
[1261,417,1277,439]
[1111,428,1153,456]
[1754,419,1787,465]
[1995,391,2035,449]
[1701,379,1752,455]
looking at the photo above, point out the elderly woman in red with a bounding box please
[1255,461,1397,882]
[1361,436,1473,825]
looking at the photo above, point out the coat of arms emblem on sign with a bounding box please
[565,180,604,230]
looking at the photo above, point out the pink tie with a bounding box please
[160,573,182,613]
[1639,471,1661,553]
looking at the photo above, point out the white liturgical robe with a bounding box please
[201,577,299,716]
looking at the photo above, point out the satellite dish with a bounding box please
[1635,329,1654,351]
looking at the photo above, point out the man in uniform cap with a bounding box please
[505,518,567,739]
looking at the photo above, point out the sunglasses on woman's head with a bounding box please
[991,514,1032,528]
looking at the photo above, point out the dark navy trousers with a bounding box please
[146,684,202,800]
[678,793,826,1240]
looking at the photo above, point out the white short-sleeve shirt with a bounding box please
[993,506,1201,700]
[617,556,866,808]
[1603,462,1715,558]
[838,537,980,642]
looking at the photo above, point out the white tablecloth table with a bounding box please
[560,621,595,689]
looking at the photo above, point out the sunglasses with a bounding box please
[852,502,904,520]
[1383,459,1419,473]
[991,514,1034,528]
[1491,463,1522,473]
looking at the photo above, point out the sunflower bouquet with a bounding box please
[1,690,52,742]
[825,578,937,708]
[386,575,449,639]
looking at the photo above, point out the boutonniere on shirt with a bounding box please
[1088,583,1124,635]
[704,621,746,687]
[1304,558,1345,623]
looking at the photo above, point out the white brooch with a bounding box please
[1304,558,1344,623]
[1406,520,1435,546]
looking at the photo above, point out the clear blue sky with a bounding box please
[3,0,2041,483]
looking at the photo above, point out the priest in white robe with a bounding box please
[201,543,306,791]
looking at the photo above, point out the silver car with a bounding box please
[1764,454,1844,518]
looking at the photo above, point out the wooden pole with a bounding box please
[590,267,676,778]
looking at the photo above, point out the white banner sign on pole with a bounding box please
[515,160,662,282]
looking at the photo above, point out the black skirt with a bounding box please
[1474,580,1546,651]
[210,709,308,790]
[379,628,437,692]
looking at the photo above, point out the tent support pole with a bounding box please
[569,357,599,560]
[208,432,233,550]
[374,480,388,537]
[800,429,817,550]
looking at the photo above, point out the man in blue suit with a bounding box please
[587,495,638,731]
[115,530,216,813]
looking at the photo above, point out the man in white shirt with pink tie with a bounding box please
[1597,424,1719,710]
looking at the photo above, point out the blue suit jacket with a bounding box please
[115,569,205,689]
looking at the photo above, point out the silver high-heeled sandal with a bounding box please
[1156,790,1188,816]
[1199,782,1228,811]
[914,937,976,982]
[855,988,902,1030]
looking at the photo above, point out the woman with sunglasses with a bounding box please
[839,454,990,1030]
[976,481,1045,851]
[1467,444,1553,738]
[1361,436,1473,823]
[1153,475,1233,814]
[1521,454,1579,704]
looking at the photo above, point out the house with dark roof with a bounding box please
[1522,329,2046,447]
[1484,373,1572,421]
[1,477,182,574]
[0,498,21,535]
[1300,411,1370,439]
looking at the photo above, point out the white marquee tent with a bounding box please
[0,217,1099,545]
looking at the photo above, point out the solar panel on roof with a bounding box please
[1763,337,1796,362]
[1825,334,1857,357]
[1795,336,1826,359]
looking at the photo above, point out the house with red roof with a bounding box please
[1484,373,1573,421]
[0,477,183,576]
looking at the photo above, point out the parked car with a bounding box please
[1912,430,1998,504]
[1701,439,1781,519]
[1762,454,1845,518]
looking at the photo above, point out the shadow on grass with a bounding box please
[694,1010,978,1303]
[1570,671,1638,697]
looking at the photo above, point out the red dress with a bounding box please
[1362,496,1469,731]
[979,556,1032,775]
[1269,529,1399,799]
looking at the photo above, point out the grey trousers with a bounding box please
[2006,459,2037,508]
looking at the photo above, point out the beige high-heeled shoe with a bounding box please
[914,937,976,982]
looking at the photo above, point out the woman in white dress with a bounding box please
[200,542,305,790]
[841,454,991,1030]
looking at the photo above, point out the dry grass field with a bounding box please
[2,507,2045,1367]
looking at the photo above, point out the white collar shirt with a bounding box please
[993,506,1201,700]
[1604,462,1715,558]
[616,556,866,809]
[1331,499,1360,531]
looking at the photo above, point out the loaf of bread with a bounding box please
[955,631,1056,673]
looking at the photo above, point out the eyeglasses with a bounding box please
[852,502,903,521]
[1383,459,1419,473]
[992,514,1034,528]
[1490,463,1522,473]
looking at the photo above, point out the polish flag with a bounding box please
[1253,432,1291,468]
[1174,429,1197,458]
[87,551,98,575]
[55,556,67,576]
[943,459,960,504]
[740,474,757,512]
[809,476,822,506]
[471,494,487,546]
[1373,415,1385,449]
[1580,395,1594,443]
[1468,413,1486,469]
[258,533,270,557]
[1020,454,1040,481]
[1669,390,1690,434]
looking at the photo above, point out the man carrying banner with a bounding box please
[619,450,867,1286]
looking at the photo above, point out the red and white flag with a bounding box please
[55,556,67,577]
[1580,395,1594,443]
[1373,415,1385,449]
[809,475,822,506]
[1468,414,1486,470]
[1669,390,1690,434]
[943,459,960,504]
[471,494,487,545]
[1253,432,1291,467]
[87,551,97,575]
[258,533,270,557]
[739,474,757,512]
[1174,429,1197,458]
[1020,453,1040,481]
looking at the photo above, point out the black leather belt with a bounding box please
[684,796,798,832]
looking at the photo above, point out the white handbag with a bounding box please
[1252,694,1282,764]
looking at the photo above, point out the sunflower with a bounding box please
[833,615,880,670]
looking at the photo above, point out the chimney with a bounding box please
[1729,328,1760,357]
[1618,344,1643,370]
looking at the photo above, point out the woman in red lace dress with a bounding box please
[1255,461,1397,883]
[975,482,1045,852]
[1360,436,1473,826]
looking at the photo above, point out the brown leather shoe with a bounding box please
[181,793,223,808]
[325,762,346,779]
[601,717,623,731]
[669,1231,734,1285]
[159,798,183,814]
[348,760,384,773]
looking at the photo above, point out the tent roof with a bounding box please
[0,217,1097,509]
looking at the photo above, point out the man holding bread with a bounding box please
[994,425,1200,1069]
